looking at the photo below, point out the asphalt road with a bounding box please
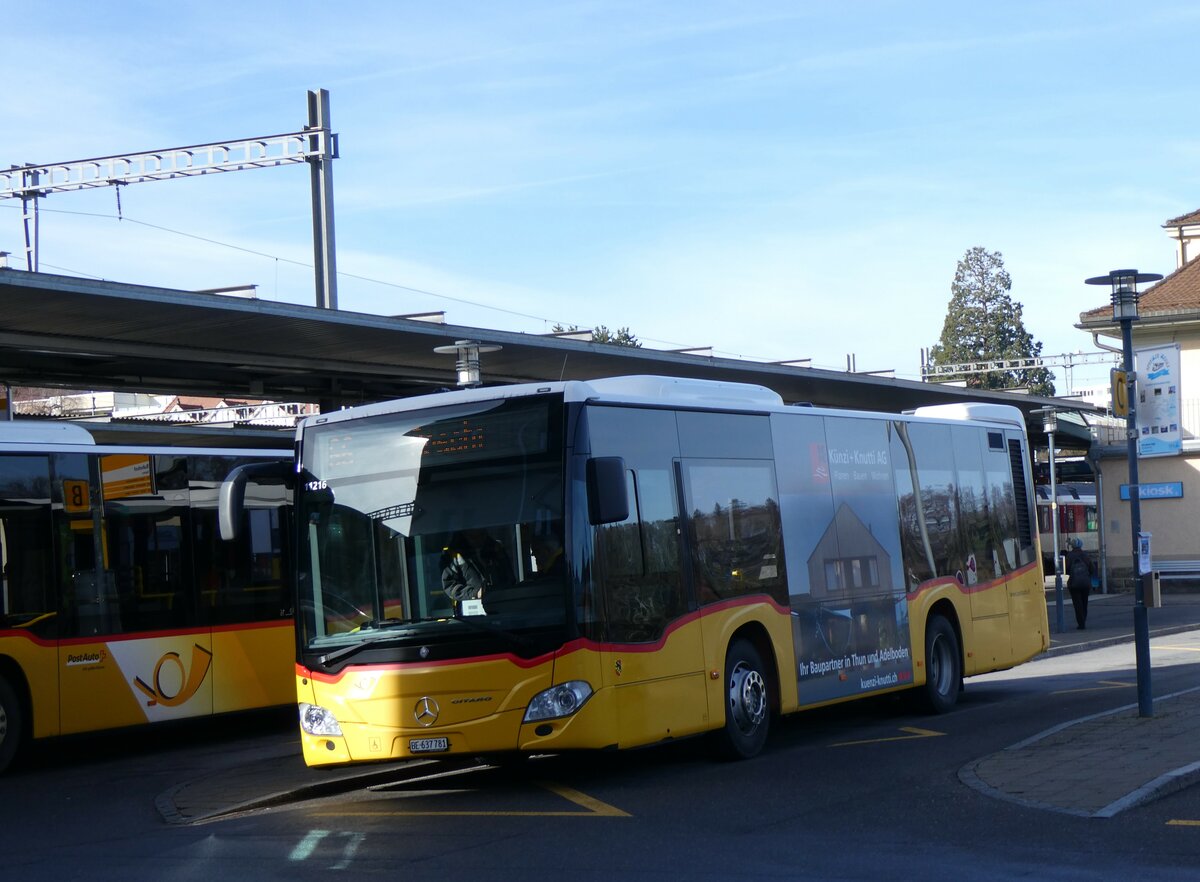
[3,635,1200,881]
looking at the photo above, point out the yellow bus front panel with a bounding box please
[299,654,556,766]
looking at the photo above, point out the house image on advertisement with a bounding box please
[806,503,894,600]
[1076,208,1200,587]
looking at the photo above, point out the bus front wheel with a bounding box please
[0,673,23,773]
[921,616,962,714]
[716,639,770,760]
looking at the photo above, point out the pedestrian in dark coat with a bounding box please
[1065,538,1095,630]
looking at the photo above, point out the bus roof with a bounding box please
[0,420,95,446]
[908,402,1027,431]
[579,375,784,407]
[300,375,1029,433]
[0,419,293,457]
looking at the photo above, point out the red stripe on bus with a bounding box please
[44,619,292,647]
[299,595,792,682]
[0,629,56,647]
[905,560,1040,601]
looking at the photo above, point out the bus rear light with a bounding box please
[523,681,593,723]
[299,702,343,737]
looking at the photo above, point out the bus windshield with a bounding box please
[296,395,567,653]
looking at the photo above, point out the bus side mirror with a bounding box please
[219,461,293,541]
[587,457,629,525]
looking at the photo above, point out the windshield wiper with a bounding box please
[311,616,534,668]
[313,629,412,667]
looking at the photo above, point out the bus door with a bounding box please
[675,411,787,715]
[55,453,213,735]
[586,406,709,746]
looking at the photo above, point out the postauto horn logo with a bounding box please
[132,644,213,707]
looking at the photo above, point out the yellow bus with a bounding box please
[0,420,293,772]
[228,376,1047,767]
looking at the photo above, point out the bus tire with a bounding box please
[921,615,961,714]
[0,673,24,773]
[716,639,770,760]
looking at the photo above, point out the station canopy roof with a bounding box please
[0,268,1095,445]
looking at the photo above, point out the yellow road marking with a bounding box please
[313,780,629,818]
[539,781,631,816]
[1052,680,1133,695]
[1167,820,1200,827]
[831,726,944,748]
[1155,645,1200,652]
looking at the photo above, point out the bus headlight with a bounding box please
[523,681,593,723]
[299,702,343,737]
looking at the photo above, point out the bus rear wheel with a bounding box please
[921,615,961,714]
[716,639,770,760]
[0,674,23,773]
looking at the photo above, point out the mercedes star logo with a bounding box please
[414,696,440,727]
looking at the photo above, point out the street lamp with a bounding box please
[1035,406,1065,634]
[1085,268,1163,718]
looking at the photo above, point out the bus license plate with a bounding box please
[409,737,449,754]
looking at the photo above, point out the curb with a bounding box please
[1094,759,1200,818]
[958,757,1095,818]
[1043,623,1200,658]
[960,686,1200,818]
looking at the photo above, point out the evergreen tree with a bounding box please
[928,247,1055,396]
[552,323,641,347]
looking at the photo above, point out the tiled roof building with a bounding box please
[1163,209,1200,267]
[1077,256,1200,329]
[1078,206,1200,589]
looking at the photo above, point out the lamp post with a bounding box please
[1035,407,1065,633]
[1085,269,1163,718]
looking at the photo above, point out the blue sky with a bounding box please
[3,1,1197,391]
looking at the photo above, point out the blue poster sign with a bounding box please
[1136,344,1182,458]
[1120,482,1184,500]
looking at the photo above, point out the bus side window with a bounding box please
[196,458,293,626]
[586,405,686,644]
[52,453,122,637]
[99,454,191,634]
[0,455,56,637]
[682,459,786,606]
[893,423,957,580]
[984,443,1019,574]
[952,425,990,585]
[594,468,687,643]
[593,469,640,634]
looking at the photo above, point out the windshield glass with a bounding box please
[297,394,567,651]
